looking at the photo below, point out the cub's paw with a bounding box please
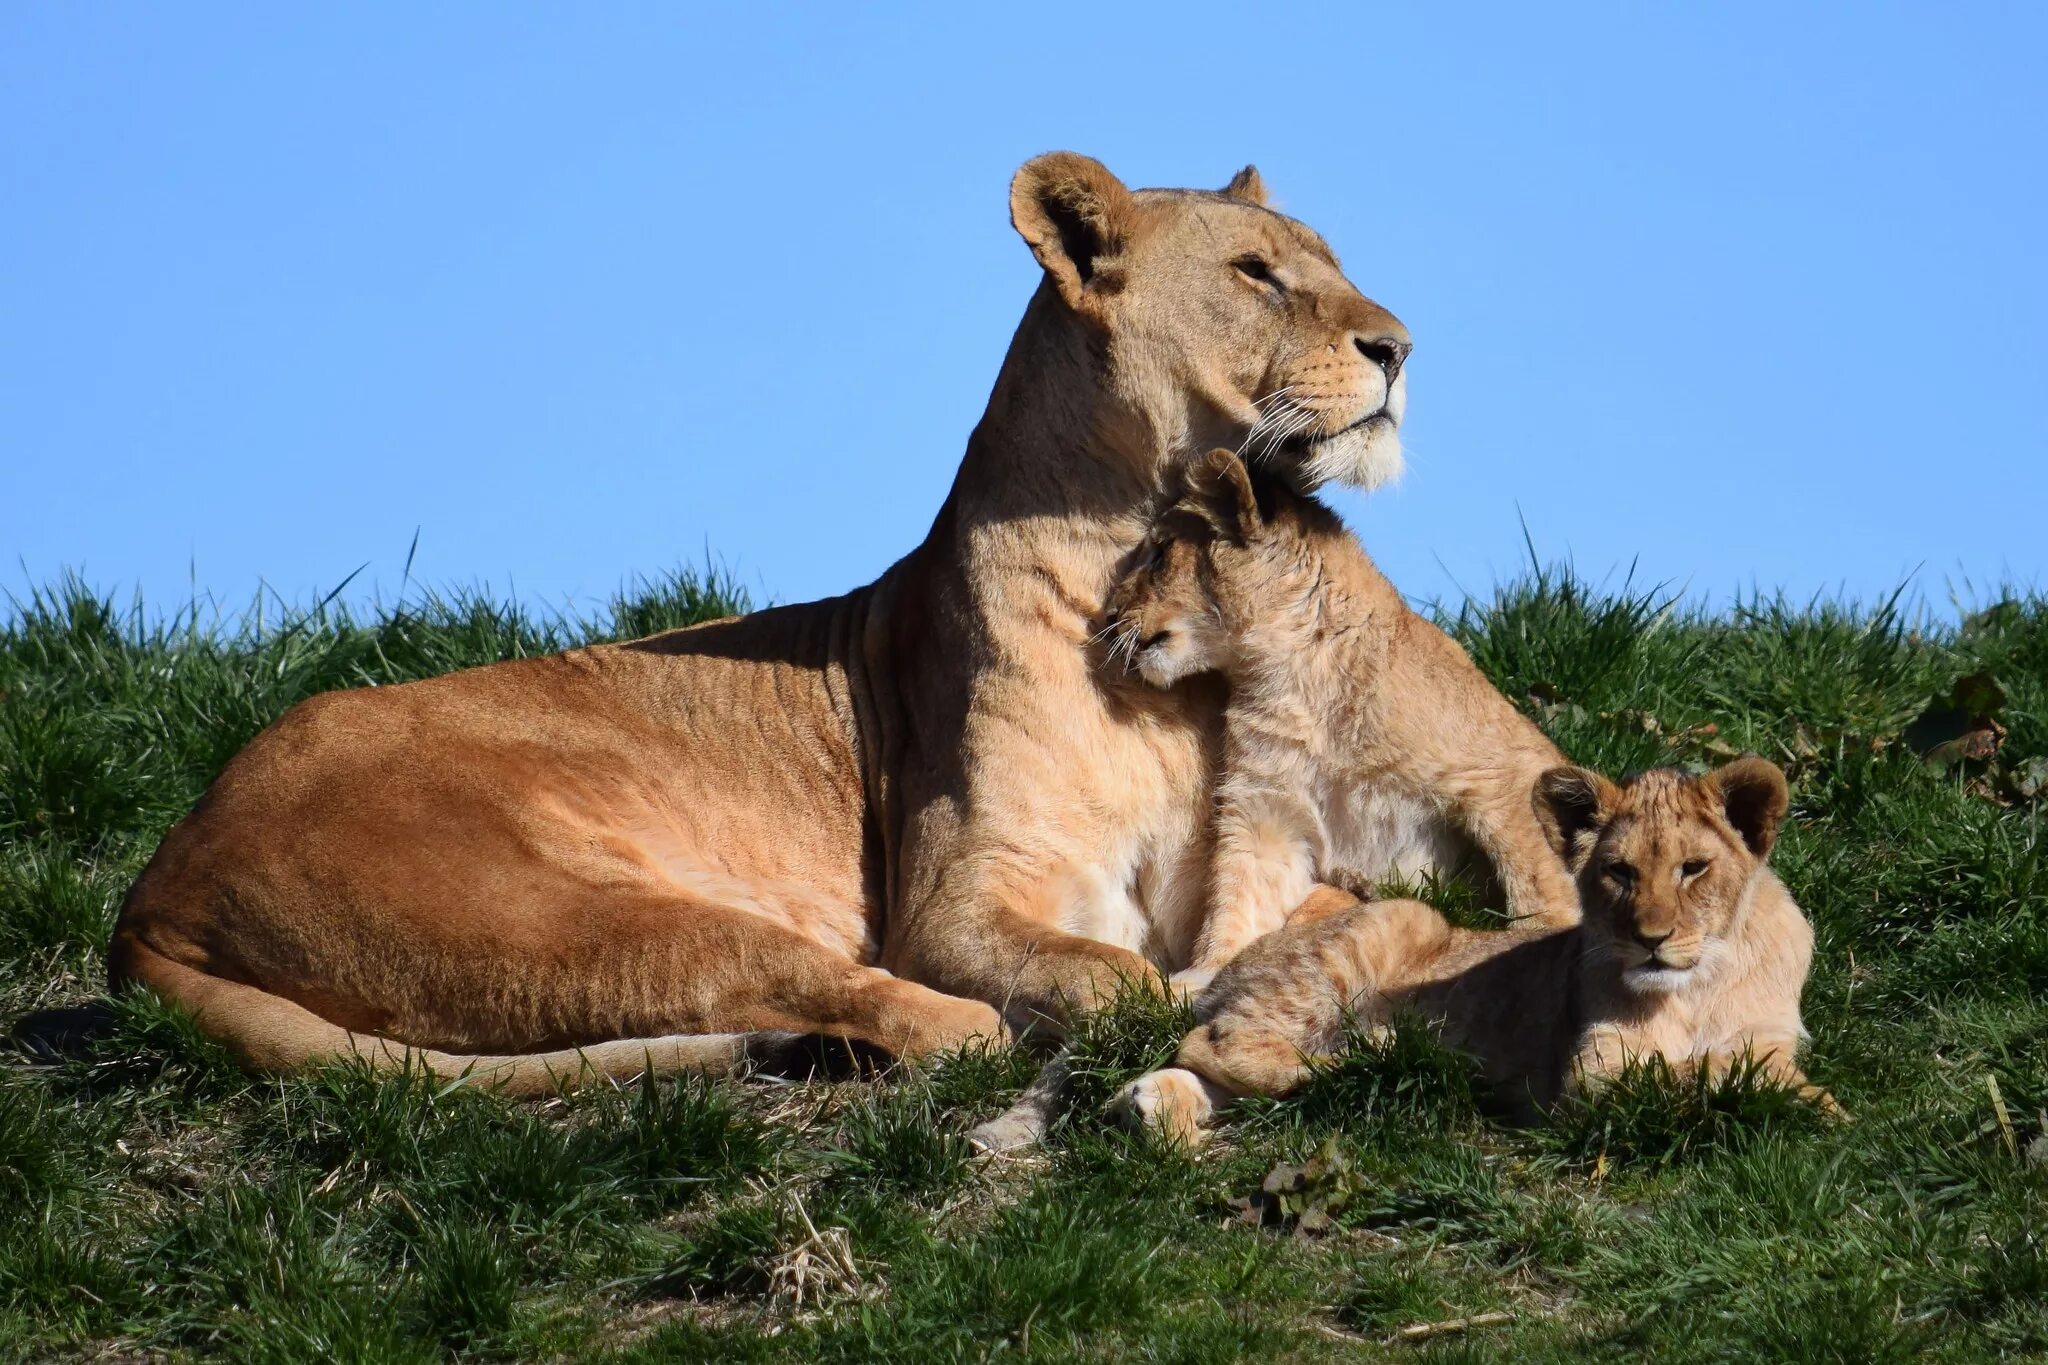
[1110,1067,1216,1147]
[1802,1085,1851,1123]
[967,1104,1048,1157]
[1508,897,1583,931]
[1167,968,1215,1002]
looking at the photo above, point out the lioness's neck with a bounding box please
[926,287,1176,596]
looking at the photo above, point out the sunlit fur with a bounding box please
[1098,449,1580,997]
[1045,164,1412,494]
[1113,759,1837,1145]
[109,154,1417,1089]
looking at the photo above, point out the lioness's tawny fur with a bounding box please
[1100,448,1579,995]
[109,155,1413,1090]
[1116,759,1837,1143]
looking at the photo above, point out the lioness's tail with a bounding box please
[118,941,793,1096]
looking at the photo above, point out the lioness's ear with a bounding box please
[1178,449,1262,543]
[1010,152,1137,316]
[1710,755,1789,859]
[1221,165,1269,207]
[1533,766,1617,867]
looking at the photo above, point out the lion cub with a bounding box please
[1115,758,1837,1142]
[1102,448,1579,992]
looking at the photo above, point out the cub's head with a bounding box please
[1011,153,1409,491]
[1534,758,1791,993]
[1100,449,1331,686]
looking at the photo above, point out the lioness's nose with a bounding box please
[1634,928,1672,951]
[1351,332,1410,383]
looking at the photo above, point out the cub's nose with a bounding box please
[1351,332,1410,383]
[1633,928,1672,952]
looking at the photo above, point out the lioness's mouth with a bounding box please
[1278,409,1394,454]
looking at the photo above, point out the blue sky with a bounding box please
[5,4,2044,622]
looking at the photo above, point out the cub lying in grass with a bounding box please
[1102,452,1836,1140]
[1116,753,1836,1141]
[1100,449,1580,997]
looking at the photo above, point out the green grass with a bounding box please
[3,566,2045,1361]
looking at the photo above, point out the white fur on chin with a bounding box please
[1301,426,1404,492]
[1622,937,1732,996]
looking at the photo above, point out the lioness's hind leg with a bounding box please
[520,890,1006,1063]
[123,880,1003,1078]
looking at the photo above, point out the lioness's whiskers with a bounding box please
[1236,388,1302,462]
[1248,405,1316,465]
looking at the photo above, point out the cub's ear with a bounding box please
[1010,152,1138,317]
[1533,766,1618,867]
[1220,165,1269,206]
[1176,449,1263,543]
[1709,755,1789,858]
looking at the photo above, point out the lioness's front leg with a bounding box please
[894,861,1166,1034]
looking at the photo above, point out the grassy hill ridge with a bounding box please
[2,568,2043,1361]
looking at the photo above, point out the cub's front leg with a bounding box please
[1376,618,1581,928]
[1692,1038,1846,1119]
[1564,1023,1658,1096]
[1566,1030,1844,1119]
[1118,894,1450,1142]
[1171,783,1322,996]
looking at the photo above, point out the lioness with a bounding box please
[1102,448,1580,996]
[109,155,1413,1089]
[1116,758,1837,1143]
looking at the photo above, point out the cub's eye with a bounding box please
[1681,859,1710,880]
[1233,255,1281,290]
[1604,861,1636,886]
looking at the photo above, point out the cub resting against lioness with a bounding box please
[1103,449,1582,996]
[1099,465,1834,1137]
[966,450,1586,1151]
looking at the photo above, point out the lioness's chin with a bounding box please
[1291,420,1403,493]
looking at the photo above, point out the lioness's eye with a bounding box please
[1233,255,1280,289]
[1605,862,1636,885]
[1681,859,1710,879]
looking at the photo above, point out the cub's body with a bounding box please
[1119,762,1836,1142]
[1100,450,1578,994]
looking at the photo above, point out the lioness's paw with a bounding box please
[1035,950,1167,1026]
[901,998,1007,1063]
[1110,1067,1215,1147]
[1167,968,1215,1002]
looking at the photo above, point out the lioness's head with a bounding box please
[1100,449,1336,685]
[1011,154,1409,491]
[1534,759,1792,993]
